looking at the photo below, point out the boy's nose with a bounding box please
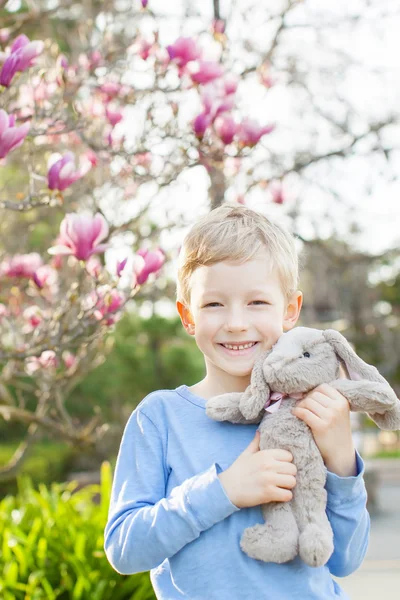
[225,311,249,331]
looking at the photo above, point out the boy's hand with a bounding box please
[218,430,297,508]
[291,383,357,477]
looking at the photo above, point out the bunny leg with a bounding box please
[291,445,334,567]
[240,501,299,563]
[330,379,398,415]
[205,393,263,424]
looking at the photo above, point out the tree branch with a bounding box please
[213,0,221,20]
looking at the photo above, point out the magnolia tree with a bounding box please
[0,1,286,480]
[0,0,397,479]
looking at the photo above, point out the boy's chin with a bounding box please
[220,363,254,377]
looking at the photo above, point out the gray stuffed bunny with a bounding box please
[205,327,400,568]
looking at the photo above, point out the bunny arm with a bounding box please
[329,378,400,430]
[239,385,270,420]
[205,392,264,425]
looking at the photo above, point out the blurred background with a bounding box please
[0,0,399,598]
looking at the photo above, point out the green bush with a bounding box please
[371,449,400,459]
[0,462,156,600]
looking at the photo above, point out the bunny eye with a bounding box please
[303,352,311,358]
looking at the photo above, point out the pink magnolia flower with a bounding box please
[83,149,98,167]
[106,128,125,148]
[135,248,165,285]
[22,305,43,333]
[200,79,236,121]
[62,350,77,370]
[269,180,285,204]
[32,264,58,290]
[192,112,211,138]
[189,61,224,85]
[78,50,103,71]
[236,118,275,147]
[57,54,69,71]
[137,39,153,61]
[92,286,125,325]
[0,29,11,44]
[89,50,103,69]
[48,212,109,261]
[259,62,277,89]
[141,0,149,7]
[47,152,91,191]
[0,34,44,87]
[98,82,130,103]
[86,255,103,278]
[25,350,58,376]
[222,74,238,96]
[106,105,124,127]
[133,152,152,168]
[116,257,128,277]
[131,254,146,287]
[214,115,238,145]
[0,110,30,159]
[212,19,226,36]
[50,254,63,270]
[0,252,42,278]
[167,37,201,69]
[0,303,9,320]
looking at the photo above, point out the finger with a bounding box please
[292,406,323,429]
[302,391,332,408]
[274,473,297,489]
[277,462,297,476]
[297,396,331,417]
[313,384,346,403]
[272,488,293,503]
[266,449,293,462]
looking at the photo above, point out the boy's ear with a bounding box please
[283,290,303,332]
[176,301,195,335]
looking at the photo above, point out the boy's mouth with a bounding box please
[218,342,259,356]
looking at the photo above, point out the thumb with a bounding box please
[243,430,260,454]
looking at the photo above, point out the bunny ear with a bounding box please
[323,329,387,384]
[239,349,272,420]
[324,329,400,430]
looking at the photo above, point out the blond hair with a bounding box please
[176,203,301,307]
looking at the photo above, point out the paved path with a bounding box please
[333,482,400,599]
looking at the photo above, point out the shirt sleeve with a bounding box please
[104,407,239,575]
[325,450,370,577]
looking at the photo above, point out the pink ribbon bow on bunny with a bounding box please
[265,391,305,413]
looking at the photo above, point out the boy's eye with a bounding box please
[204,301,268,307]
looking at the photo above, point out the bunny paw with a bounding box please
[298,524,334,567]
[240,523,298,564]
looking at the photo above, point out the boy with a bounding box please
[104,203,370,599]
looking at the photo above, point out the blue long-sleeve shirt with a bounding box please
[104,385,370,599]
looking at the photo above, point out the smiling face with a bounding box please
[177,248,303,394]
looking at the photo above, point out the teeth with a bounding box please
[223,342,256,350]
